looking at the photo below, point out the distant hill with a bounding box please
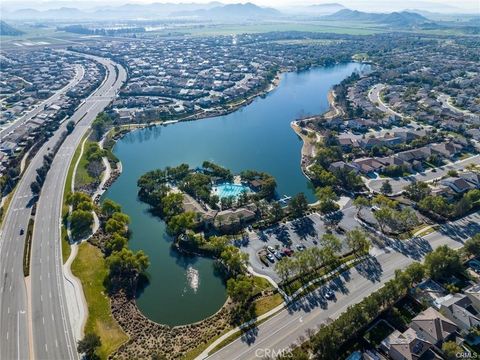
[0,21,24,36]
[174,2,281,20]
[306,3,346,15]
[324,9,434,28]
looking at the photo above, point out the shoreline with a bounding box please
[291,88,338,179]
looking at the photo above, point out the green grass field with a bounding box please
[72,242,128,359]
[74,140,99,190]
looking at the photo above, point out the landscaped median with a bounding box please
[71,242,128,359]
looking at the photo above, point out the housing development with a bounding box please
[0,1,479,360]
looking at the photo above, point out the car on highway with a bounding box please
[266,253,275,263]
[20,228,24,236]
[267,245,275,253]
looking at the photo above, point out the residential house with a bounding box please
[438,293,480,332]
[440,177,475,194]
[411,279,448,307]
[351,158,385,175]
[409,307,457,346]
[381,328,432,360]
[464,284,480,311]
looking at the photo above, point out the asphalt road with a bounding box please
[367,83,403,118]
[0,53,124,360]
[0,65,85,141]
[205,212,479,360]
[30,54,126,360]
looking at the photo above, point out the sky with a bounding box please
[2,0,479,12]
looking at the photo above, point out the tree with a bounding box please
[380,180,393,194]
[105,233,128,256]
[101,199,122,218]
[316,186,339,214]
[320,233,342,254]
[70,210,94,239]
[226,275,255,304]
[67,192,92,209]
[66,120,75,134]
[288,193,309,218]
[275,257,294,283]
[270,201,284,222]
[424,245,463,281]
[404,181,430,201]
[442,341,462,360]
[219,245,248,276]
[353,196,370,216]
[346,228,370,255]
[374,207,393,234]
[77,333,101,359]
[161,192,184,218]
[107,248,149,279]
[463,233,480,258]
[166,211,197,236]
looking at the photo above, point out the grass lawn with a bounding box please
[74,140,97,189]
[253,293,284,317]
[72,242,128,359]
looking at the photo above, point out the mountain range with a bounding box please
[0,20,24,35]
[323,9,435,28]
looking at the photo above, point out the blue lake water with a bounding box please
[104,62,369,326]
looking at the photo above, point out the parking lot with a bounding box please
[236,211,356,283]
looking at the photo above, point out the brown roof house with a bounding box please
[409,307,457,346]
[381,328,432,360]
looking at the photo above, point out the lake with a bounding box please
[104,62,369,326]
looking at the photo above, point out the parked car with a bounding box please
[282,248,294,257]
[267,245,275,253]
[274,251,283,260]
[266,253,275,263]
[20,228,24,236]
[468,260,480,274]
[296,244,306,251]
[323,287,335,300]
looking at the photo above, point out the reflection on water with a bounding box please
[186,266,200,294]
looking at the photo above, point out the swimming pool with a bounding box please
[213,183,250,199]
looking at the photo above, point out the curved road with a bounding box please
[0,53,125,360]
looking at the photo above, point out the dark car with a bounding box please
[324,287,335,300]
[20,228,24,236]
[282,248,294,257]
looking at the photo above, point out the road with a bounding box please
[0,64,85,140]
[368,83,403,118]
[205,211,480,360]
[0,53,125,360]
[30,54,126,360]
[366,154,480,194]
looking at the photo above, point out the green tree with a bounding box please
[404,181,430,201]
[67,192,92,209]
[442,341,462,360]
[316,186,339,214]
[346,228,370,255]
[353,196,370,216]
[66,120,75,134]
[288,193,309,218]
[101,199,121,218]
[161,192,184,218]
[70,210,94,239]
[380,180,393,194]
[77,333,101,359]
[270,201,284,221]
[424,245,463,281]
[226,275,255,304]
[320,233,342,254]
[463,233,480,258]
[105,233,128,256]
[166,211,197,236]
[219,245,248,276]
[374,207,393,234]
[107,248,149,280]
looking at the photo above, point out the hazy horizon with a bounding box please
[1,0,479,13]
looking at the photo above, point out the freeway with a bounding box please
[30,54,126,360]
[0,64,85,141]
[0,53,125,360]
[205,212,480,360]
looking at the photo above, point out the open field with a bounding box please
[71,242,128,359]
